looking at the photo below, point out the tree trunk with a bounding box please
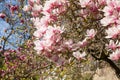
[103,58,120,78]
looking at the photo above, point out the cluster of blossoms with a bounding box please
[100,0,120,39]
[106,40,120,60]
[79,0,120,61]
[79,0,106,9]
[100,0,120,60]
[101,0,120,39]
[79,0,106,18]
[28,0,120,63]
[23,0,68,66]
[23,0,97,65]
[100,0,120,26]
[22,0,98,65]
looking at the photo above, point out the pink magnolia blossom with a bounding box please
[42,40,54,52]
[63,39,73,50]
[109,49,120,61]
[101,0,120,26]
[28,0,34,6]
[4,52,10,56]
[98,0,106,5]
[31,17,48,29]
[42,8,58,20]
[43,0,59,14]
[43,0,53,14]
[34,25,64,54]
[55,58,65,66]
[32,4,42,12]
[106,0,120,8]
[33,29,44,38]
[106,40,118,50]
[102,4,114,16]
[0,13,6,18]
[71,38,88,51]
[28,0,35,3]
[39,16,54,26]
[79,9,89,18]
[43,0,66,15]
[79,0,99,12]
[38,39,54,53]
[73,51,86,60]
[57,6,67,14]
[50,55,65,66]
[44,26,63,43]
[79,38,88,47]
[19,55,26,61]
[31,11,39,17]
[79,0,91,8]
[100,16,113,26]
[23,5,31,12]
[10,5,18,14]
[101,16,120,26]
[105,26,120,38]
[34,40,44,53]
[54,45,66,53]
[86,29,96,39]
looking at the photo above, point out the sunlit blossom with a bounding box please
[73,51,86,60]
[109,49,120,61]
[86,29,96,39]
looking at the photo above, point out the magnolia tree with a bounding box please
[23,0,120,78]
[1,0,120,79]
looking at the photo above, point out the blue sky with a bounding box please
[0,0,29,49]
